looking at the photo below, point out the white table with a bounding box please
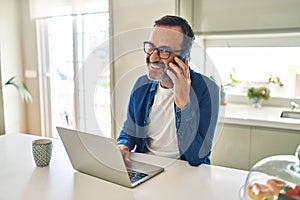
[0,133,248,200]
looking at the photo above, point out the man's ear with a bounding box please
[186,51,191,61]
[180,50,190,62]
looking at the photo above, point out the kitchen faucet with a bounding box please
[290,101,299,111]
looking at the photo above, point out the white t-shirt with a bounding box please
[146,84,180,159]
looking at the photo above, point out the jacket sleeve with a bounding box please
[116,76,151,151]
[117,89,137,151]
[176,78,220,166]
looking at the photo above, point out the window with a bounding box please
[37,12,110,138]
[207,47,300,98]
[200,33,300,99]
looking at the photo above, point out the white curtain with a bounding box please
[29,0,108,19]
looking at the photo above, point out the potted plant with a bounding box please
[220,73,240,105]
[247,86,270,108]
[0,76,32,134]
[267,75,285,97]
[1,76,32,102]
[268,75,284,87]
[210,73,239,105]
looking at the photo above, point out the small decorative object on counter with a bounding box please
[247,87,270,108]
[239,145,300,200]
[220,86,227,105]
[32,139,53,167]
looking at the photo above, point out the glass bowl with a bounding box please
[240,145,300,200]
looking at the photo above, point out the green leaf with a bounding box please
[229,73,240,84]
[3,76,32,103]
[4,76,16,86]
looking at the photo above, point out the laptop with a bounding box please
[56,127,164,188]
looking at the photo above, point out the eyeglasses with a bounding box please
[143,41,183,59]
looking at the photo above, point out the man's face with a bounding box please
[145,25,184,84]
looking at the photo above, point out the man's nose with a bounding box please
[150,49,160,62]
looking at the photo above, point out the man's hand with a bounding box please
[118,144,131,166]
[167,56,191,110]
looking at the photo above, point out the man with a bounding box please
[117,15,220,166]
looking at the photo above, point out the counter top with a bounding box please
[221,103,300,131]
[0,133,248,200]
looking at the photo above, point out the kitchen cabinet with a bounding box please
[211,124,300,170]
[211,124,250,170]
[178,0,300,34]
[250,127,300,167]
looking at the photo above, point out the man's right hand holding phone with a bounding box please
[166,56,191,110]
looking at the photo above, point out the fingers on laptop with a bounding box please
[118,144,131,166]
[124,150,131,166]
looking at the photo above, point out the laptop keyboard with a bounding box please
[126,168,148,184]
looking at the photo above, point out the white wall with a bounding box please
[20,0,41,135]
[0,0,27,134]
[0,1,4,134]
[110,0,177,137]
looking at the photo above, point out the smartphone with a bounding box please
[175,55,186,68]
[166,55,186,86]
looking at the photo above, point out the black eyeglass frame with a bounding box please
[143,41,185,60]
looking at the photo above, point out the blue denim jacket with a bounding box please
[117,69,220,166]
